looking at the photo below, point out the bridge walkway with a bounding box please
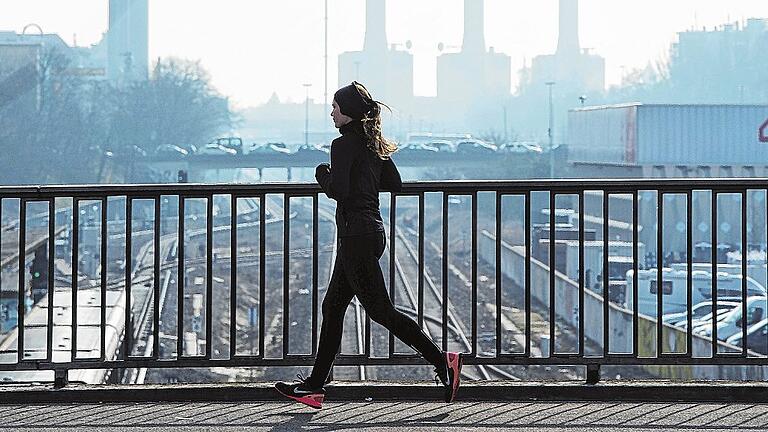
[0,399,765,431]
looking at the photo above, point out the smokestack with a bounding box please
[363,0,387,52]
[108,0,148,81]
[462,0,485,53]
[556,0,580,55]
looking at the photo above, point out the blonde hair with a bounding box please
[354,83,398,159]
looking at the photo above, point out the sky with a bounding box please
[1,0,766,108]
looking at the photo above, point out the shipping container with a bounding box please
[568,104,768,166]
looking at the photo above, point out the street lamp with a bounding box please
[22,23,45,109]
[324,0,330,138]
[546,81,556,179]
[502,105,508,142]
[303,83,312,146]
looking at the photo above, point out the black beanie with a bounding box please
[334,81,372,120]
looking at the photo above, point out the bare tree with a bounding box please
[0,53,235,184]
[110,58,234,160]
[0,45,106,183]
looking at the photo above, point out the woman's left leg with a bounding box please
[274,241,354,409]
[306,248,355,389]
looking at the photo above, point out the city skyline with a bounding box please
[1,0,765,107]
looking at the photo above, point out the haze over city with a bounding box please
[5,2,768,428]
[2,0,765,106]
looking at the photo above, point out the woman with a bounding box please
[274,81,462,409]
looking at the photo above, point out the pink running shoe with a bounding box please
[274,375,326,409]
[444,351,463,402]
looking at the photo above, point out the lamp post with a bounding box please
[324,0,329,137]
[546,81,556,179]
[303,83,312,146]
[503,105,508,142]
[22,23,44,109]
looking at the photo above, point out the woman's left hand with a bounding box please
[315,163,330,179]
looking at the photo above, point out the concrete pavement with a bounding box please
[1,400,767,431]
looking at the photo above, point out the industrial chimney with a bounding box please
[556,0,580,55]
[107,0,148,81]
[363,0,388,52]
[462,0,485,53]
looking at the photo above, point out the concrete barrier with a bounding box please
[478,230,768,380]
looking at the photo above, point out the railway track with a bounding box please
[391,223,519,381]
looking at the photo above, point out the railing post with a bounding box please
[586,364,600,385]
[54,369,69,389]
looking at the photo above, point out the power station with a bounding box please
[337,0,414,114]
[107,0,149,82]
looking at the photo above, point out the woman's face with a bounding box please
[331,100,353,128]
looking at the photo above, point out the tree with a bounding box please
[0,45,107,184]
[0,54,235,184]
[110,58,234,160]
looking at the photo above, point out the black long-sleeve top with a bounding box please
[315,120,402,237]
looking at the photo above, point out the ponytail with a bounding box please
[353,83,398,159]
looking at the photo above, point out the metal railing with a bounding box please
[0,179,767,387]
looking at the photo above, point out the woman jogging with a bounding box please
[274,81,462,409]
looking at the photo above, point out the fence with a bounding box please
[0,179,766,387]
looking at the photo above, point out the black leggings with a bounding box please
[307,231,443,388]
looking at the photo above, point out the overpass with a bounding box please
[0,179,767,408]
[132,150,538,181]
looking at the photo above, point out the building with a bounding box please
[70,40,108,81]
[337,0,413,113]
[239,93,336,145]
[434,0,511,131]
[107,0,149,82]
[667,18,768,104]
[436,0,511,103]
[526,0,605,96]
[0,31,73,112]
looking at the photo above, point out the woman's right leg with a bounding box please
[340,233,444,369]
[340,232,462,402]
[306,249,355,389]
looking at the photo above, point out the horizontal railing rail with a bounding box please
[0,178,767,387]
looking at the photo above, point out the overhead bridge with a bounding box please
[0,179,767,398]
[131,150,536,181]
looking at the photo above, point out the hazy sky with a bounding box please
[1,1,765,108]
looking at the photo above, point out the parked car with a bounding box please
[726,317,768,354]
[197,143,237,156]
[428,140,456,152]
[131,145,148,157]
[295,143,329,157]
[694,296,767,341]
[248,143,272,155]
[268,142,293,154]
[397,143,439,158]
[627,268,767,317]
[455,139,497,155]
[677,307,733,330]
[415,143,440,152]
[662,300,740,327]
[211,137,244,154]
[155,144,189,158]
[498,141,544,154]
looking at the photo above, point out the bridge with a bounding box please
[132,149,542,181]
[0,179,767,429]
